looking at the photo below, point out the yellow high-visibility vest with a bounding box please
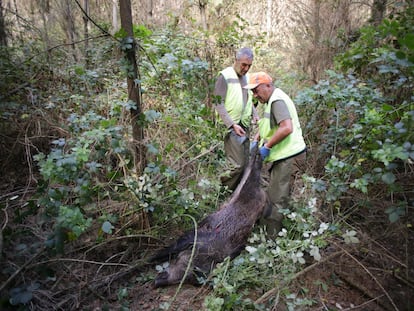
[220,67,253,127]
[258,88,306,162]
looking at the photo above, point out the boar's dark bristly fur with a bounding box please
[151,144,266,288]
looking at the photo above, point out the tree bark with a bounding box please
[83,0,89,68]
[112,0,118,34]
[62,0,77,61]
[266,0,272,39]
[119,0,146,175]
[0,0,7,46]
[198,0,207,31]
[371,0,387,26]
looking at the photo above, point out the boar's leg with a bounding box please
[154,249,201,288]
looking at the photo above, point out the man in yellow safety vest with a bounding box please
[245,71,307,237]
[214,47,258,191]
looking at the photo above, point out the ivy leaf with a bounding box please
[101,221,114,234]
[10,290,32,305]
[145,109,162,123]
[381,104,393,111]
[399,33,414,50]
[146,143,159,155]
[395,51,406,60]
[385,206,405,223]
[381,172,396,185]
[342,230,359,244]
[9,285,37,305]
[377,64,399,74]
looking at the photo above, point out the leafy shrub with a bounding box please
[335,5,414,103]
[296,70,413,212]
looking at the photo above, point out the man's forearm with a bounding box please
[215,104,235,128]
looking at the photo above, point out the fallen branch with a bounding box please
[88,258,149,291]
[255,250,344,305]
[0,247,45,293]
[0,207,7,261]
[393,271,414,289]
[336,270,391,311]
[342,295,385,311]
[336,243,399,311]
[27,257,130,269]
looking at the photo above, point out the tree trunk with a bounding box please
[119,0,146,175]
[39,0,51,63]
[266,0,272,39]
[0,0,7,46]
[62,0,77,61]
[112,0,118,34]
[83,0,89,68]
[198,0,207,31]
[371,0,387,26]
[310,0,321,82]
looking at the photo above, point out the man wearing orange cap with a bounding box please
[244,72,307,236]
[213,47,258,191]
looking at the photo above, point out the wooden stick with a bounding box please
[255,250,344,305]
[337,243,399,311]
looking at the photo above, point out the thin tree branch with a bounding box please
[255,250,345,305]
[73,0,119,42]
[336,243,399,311]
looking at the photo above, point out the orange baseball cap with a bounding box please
[244,72,273,89]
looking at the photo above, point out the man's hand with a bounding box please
[232,124,246,136]
[259,145,270,160]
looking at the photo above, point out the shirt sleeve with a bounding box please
[271,100,291,127]
[213,74,227,100]
[214,74,235,128]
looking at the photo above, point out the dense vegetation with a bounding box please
[0,1,413,310]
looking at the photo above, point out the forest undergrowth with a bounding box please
[1,4,414,311]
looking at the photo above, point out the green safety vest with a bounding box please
[258,88,306,162]
[220,67,253,127]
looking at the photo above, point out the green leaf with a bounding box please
[400,33,414,50]
[145,109,162,123]
[102,221,114,234]
[395,51,406,60]
[381,172,396,184]
[385,206,406,223]
[381,104,393,111]
[388,212,400,223]
[9,287,34,305]
[74,66,85,75]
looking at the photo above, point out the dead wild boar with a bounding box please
[151,144,266,287]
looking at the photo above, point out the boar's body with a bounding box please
[152,145,266,287]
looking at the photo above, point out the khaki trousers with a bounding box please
[260,151,306,236]
[220,129,250,191]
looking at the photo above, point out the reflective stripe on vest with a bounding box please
[220,67,253,127]
[258,88,306,162]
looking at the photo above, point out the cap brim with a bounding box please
[243,83,259,89]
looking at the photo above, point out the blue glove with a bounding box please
[259,145,270,160]
[250,141,258,152]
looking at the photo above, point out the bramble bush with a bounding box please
[32,24,227,252]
